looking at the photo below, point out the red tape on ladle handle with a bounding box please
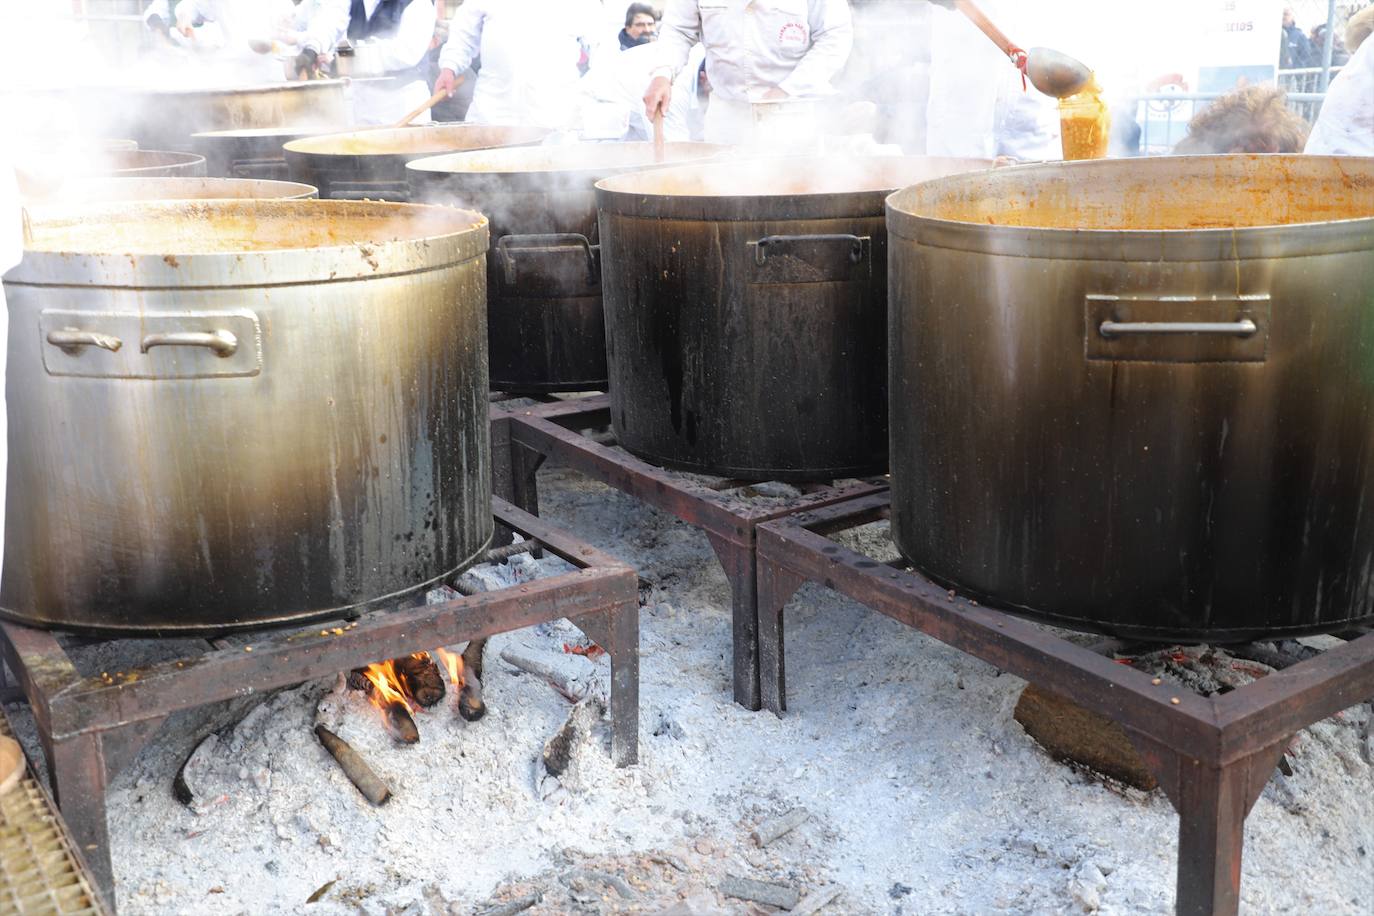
[954,0,1030,91]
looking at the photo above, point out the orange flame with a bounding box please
[434,647,465,690]
[361,659,413,713]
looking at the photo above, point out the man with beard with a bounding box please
[621,4,659,49]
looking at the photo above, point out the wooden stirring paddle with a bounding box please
[394,80,462,129]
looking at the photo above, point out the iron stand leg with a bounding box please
[756,562,805,717]
[490,417,518,545]
[607,598,640,767]
[50,732,116,911]
[706,533,760,711]
[510,443,544,519]
[1130,733,1288,916]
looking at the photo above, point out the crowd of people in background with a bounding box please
[127,0,1374,158]
[1279,3,1374,68]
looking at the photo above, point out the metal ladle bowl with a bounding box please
[1025,47,1094,98]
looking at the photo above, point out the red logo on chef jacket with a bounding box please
[778,21,808,46]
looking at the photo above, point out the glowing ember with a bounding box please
[434,647,465,690]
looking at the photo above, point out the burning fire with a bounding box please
[361,658,413,712]
[434,647,465,690]
[354,648,469,742]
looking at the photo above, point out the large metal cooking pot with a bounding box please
[35,82,351,153]
[596,155,990,481]
[2,199,493,633]
[193,126,348,180]
[886,154,1374,642]
[408,141,726,393]
[34,177,318,204]
[285,124,551,201]
[94,150,207,178]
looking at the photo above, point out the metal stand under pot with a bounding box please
[0,500,640,911]
[753,492,1374,916]
[493,396,885,710]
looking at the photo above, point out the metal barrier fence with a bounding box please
[1278,67,1344,121]
[1127,92,1327,156]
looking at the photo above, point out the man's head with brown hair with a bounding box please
[1173,85,1310,155]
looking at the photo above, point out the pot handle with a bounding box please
[140,330,240,358]
[1099,319,1258,338]
[495,233,600,287]
[1085,294,1270,363]
[46,328,123,354]
[753,234,866,266]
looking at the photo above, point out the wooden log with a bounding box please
[500,646,592,702]
[1013,683,1156,790]
[720,875,800,910]
[395,653,446,707]
[385,703,421,745]
[314,725,391,805]
[752,807,809,847]
[345,664,426,740]
[543,710,577,777]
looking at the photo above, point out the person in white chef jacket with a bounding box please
[580,42,708,142]
[433,0,605,130]
[642,0,854,146]
[1305,34,1374,156]
[298,0,438,125]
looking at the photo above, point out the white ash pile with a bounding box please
[21,465,1368,914]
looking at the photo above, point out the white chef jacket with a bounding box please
[303,0,437,125]
[579,43,705,142]
[1306,37,1374,156]
[143,0,173,25]
[654,0,853,103]
[437,0,604,130]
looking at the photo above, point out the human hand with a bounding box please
[643,75,672,120]
[435,68,459,97]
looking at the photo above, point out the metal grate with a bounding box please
[0,713,105,916]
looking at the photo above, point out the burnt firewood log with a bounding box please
[395,653,447,707]
[347,655,446,708]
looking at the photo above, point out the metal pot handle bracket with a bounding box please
[46,328,123,354]
[41,309,261,379]
[141,330,239,357]
[748,234,871,284]
[1086,293,1270,363]
[496,233,600,288]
